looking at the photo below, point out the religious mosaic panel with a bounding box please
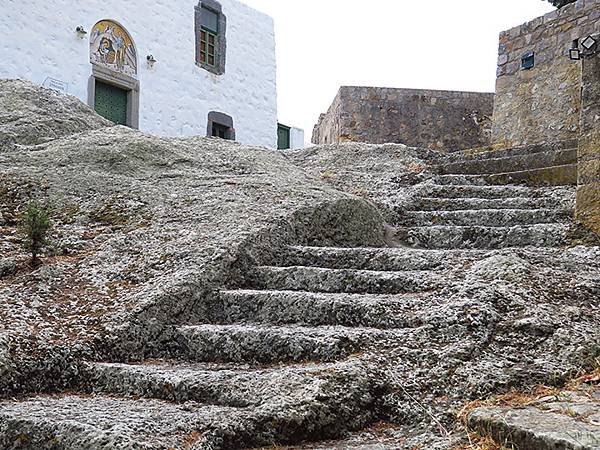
[90,20,137,76]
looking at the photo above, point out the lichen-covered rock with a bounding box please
[0,79,112,151]
[0,87,387,395]
[468,386,600,450]
[0,258,17,278]
[287,142,435,223]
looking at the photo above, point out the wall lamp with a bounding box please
[581,35,597,51]
[569,48,581,61]
[569,35,598,61]
[76,26,87,39]
[146,55,157,69]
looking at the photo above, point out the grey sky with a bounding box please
[242,0,554,142]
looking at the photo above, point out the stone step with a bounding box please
[80,360,337,407]
[77,360,378,447]
[434,174,489,186]
[271,245,487,271]
[411,196,573,211]
[439,139,578,164]
[248,266,444,294]
[438,148,577,175]
[486,164,578,186]
[0,362,379,449]
[417,184,573,200]
[434,164,577,186]
[398,208,572,227]
[0,394,248,449]
[212,289,431,328]
[396,223,570,249]
[175,324,389,363]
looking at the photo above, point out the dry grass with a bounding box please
[320,169,336,180]
[457,385,561,425]
[454,434,507,450]
[566,357,600,390]
[454,361,600,450]
[407,162,426,174]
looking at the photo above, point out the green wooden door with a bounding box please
[94,81,128,125]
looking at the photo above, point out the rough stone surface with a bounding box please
[469,385,600,450]
[0,79,112,151]
[312,86,494,151]
[1,80,599,450]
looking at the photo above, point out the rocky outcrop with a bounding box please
[0,79,112,151]
[0,79,599,449]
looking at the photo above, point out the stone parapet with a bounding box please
[312,86,494,151]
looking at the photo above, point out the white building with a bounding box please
[0,0,280,148]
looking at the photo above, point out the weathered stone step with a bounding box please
[468,388,600,450]
[396,223,569,249]
[486,163,578,186]
[418,184,573,200]
[81,360,336,407]
[411,196,573,211]
[398,208,572,227]
[212,289,430,328]
[434,174,489,186]
[0,394,247,449]
[76,360,378,448]
[272,245,486,271]
[439,139,578,164]
[176,324,389,363]
[435,164,577,186]
[249,266,444,294]
[438,148,577,175]
[0,362,379,450]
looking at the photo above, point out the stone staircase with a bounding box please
[436,139,579,186]
[396,142,577,249]
[0,147,584,449]
[0,245,464,449]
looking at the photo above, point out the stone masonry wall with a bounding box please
[312,87,494,151]
[577,52,600,235]
[492,0,600,149]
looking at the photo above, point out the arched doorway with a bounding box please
[87,20,140,128]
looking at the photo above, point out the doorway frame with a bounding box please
[88,64,140,129]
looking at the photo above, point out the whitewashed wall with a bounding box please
[289,127,305,150]
[0,0,278,148]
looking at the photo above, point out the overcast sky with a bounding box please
[242,0,555,142]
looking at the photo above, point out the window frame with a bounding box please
[195,0,227,75]
[521,51,535,71]
[207,111,235,140]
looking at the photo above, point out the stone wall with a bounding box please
[577,52,600,234]
[312,86,494,151]
[492,0,600,149]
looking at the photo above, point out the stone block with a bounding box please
[578,158,600,184]
[576,182,600,234]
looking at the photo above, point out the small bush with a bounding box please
[20,200,52,265]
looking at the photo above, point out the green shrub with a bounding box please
[20,201,52,265]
